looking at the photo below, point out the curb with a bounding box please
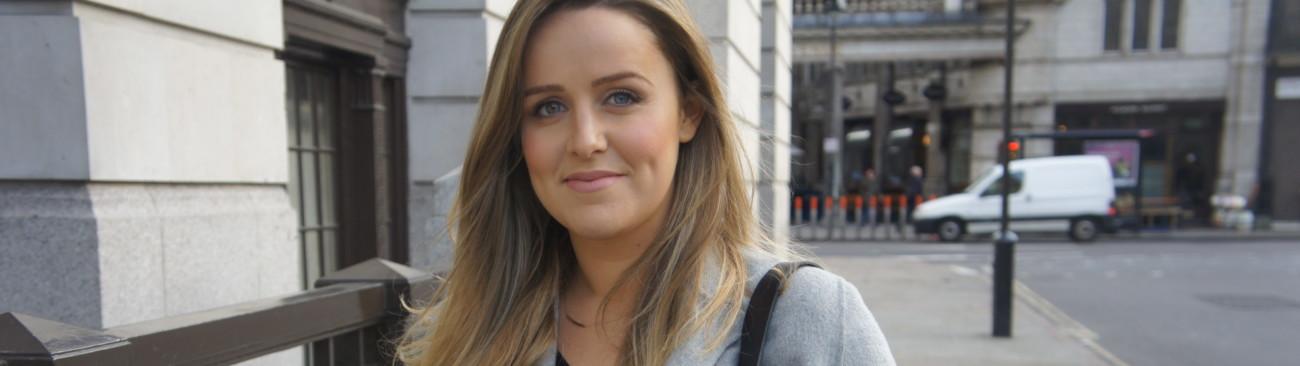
[1012,281,1130,366]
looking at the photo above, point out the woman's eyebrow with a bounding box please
[523,84,564,98]
[522,71,651,98]
[592,71,652,87]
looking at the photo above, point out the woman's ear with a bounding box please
[679,93,703,143]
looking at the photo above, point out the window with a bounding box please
[286,64,341,289]
[1103,0,1180,52]
[981,171,1024,197]
[1160,0,1180,49]
[1104,0,1123,51]
[1132,0,1152,50]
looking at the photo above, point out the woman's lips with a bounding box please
[563,171,624,193]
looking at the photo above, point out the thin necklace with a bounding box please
[564,311,587,328]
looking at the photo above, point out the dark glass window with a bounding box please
[287,64,341,289]
[1160,0,1181,49]
[982,171,1025,197]
[1132,0,1152,50]
[1104,0,1124,51]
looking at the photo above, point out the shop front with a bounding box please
[1054,101,1225,227]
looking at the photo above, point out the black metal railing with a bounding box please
[0,258,437,366]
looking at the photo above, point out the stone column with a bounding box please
[686,0,767,236]
[0,1,298,364]
[760,0,794,240]
[405,0,514,272]
[1218,0,1271,197]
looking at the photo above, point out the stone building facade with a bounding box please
[790,0,1290,226]
[1,1,795,363]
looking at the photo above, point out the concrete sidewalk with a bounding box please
[818,256,1127,366]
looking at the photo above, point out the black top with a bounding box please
[556,352,569,366]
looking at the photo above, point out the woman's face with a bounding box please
[520,7,698,243]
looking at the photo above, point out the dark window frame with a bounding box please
[282,0,411,288]
[1104,0,1124,51]
[1132,0,1153,50]
[1160,0,1181,49]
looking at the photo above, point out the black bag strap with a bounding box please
[738,261,820,366]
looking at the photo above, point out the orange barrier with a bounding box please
[900,195,909,207]
[810,196,819,210]
[839,196,848,210]
[854,195,863,210]
[794,196,803,210]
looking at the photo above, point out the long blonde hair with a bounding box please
[398,1,792,364]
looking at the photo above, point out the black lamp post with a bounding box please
[993,0,1018,338]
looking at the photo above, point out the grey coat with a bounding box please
[536,251,896,365]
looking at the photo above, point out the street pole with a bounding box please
[828,6,843,199]
[992,0,1017,338]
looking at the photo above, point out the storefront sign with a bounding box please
[1109,103,1168,114]
[1085,140,1141,188]
[823,137,841,153]
[1276,77,1300,100]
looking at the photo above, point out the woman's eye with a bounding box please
[534,100,567,117]
[605,90,639,106]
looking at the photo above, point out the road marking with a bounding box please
[949,265,980,277]
[1013,281,1131,366]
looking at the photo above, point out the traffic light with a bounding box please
[1007,140,1022,159]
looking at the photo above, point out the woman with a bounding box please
[398,1,894,365]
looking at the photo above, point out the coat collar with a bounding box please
[536,249,781,365]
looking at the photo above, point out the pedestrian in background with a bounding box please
[396,1,894,365]
[904,166,924,223]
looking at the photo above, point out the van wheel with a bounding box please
[937,218,964,242]
[1069,218,1100,243]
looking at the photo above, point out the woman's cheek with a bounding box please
[520,128,556,185]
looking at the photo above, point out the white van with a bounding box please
[913,155,1118,242]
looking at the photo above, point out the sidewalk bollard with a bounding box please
[842,195,852,241]
[810,196,819,241]
[793,196,803,239]
[882,195,893,240]
[854,195,864,241]
[868,195,878,240]
[900,195,910,240]
[915,195,924,240]
[823,196,833,241]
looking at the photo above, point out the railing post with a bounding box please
[868,195,878,240]
[0,312,131,365]
[312,258,437,366]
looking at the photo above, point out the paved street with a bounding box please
[808,239,1300,366]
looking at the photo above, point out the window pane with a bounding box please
[298,71,316,148]
[318,72,335,149]
[319,152,336,226]
[302,153,319,227]
[982,172,1024,196]
[1104,0,1123,51]
[302,230,320,288]
[322,230,338,274]
[289,152,301,215]
[1132,0,1152,50]
[1160,0,1180,49]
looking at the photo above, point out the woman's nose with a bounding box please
[567,105,607,158]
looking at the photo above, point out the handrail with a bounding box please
[0,258,437,366]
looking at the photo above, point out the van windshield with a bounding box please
[964,167,997,193]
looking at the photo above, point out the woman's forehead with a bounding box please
[522,7,672,87]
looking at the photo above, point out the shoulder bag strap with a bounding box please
[738,261,821,366]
